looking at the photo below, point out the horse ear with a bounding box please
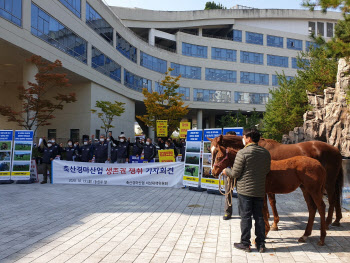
[219,135,223,144]
[207,138,213,142]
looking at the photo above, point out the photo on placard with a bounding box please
[185,153,200,165]
[186,141,201,153]
[15,141,32,151]
[12,161,31,171]
[0,162,11,171]
[202,166,215,178]
[0,152,11,161]
[202,153,212,166]
[0,141,12,151]
[203,142,212,153]
[184,165,199,177]
[14,152,31,161]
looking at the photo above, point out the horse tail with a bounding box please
[335,165,344,206]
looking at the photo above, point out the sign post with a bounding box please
[183,130,202,187]
[156,120,168,137]
[159,149,175,162]
[179,122,191,139]
[0,130,13,181]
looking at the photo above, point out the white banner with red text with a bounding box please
[52,160,184,188]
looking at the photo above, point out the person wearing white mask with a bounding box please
[50,137,62,159]
[143,138,156,162]
[116,133,129,163]
[38,140,56,184]
[80,139,93,162]
[63,139,76,161]
[165,140,178,157]
[94,135,108,163]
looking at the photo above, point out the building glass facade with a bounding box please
[155,82,190,101]
[306,41,319,51]
[0,0,21,26]
[205,68,236,83]
[170,63,201,79]
[267,35,283,48]
[246,32,263,45]
[234,92,269,104]
[267,55,289,68]
[140,52,167,73]
[272,75,295,86]
[287,38,303,50]
[182,43,208,58]
[233,30,242,42]
[59,0,81,18]
[124,70,152,93]
[240,51,264,65]
[116,32,137,63]
[193,89,231,103]
[91,46,121,82]
[211,47,236,62]
[240,72,269,85]
[31,3,87,63]
[86,2,113,45]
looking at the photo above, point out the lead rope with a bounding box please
[218,174,236,207]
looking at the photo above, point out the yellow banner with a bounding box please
[183,176,199,182]
[179,122,191,138]
[0,172,10,176]
[11,172,30,176]
[156,120,168,137]
[158,149,175,162]
[201,178,225,185]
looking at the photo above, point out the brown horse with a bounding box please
[209,135,343,229]
[213,146,327,245]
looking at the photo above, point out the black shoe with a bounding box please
[223,214,231,220]
[234,243,251,252]
[256,244,266,253]
[40,181,47,184]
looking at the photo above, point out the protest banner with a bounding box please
[183,129,202,187]
[223,127,244,136]
[0,130,13,180]
[159,149,175,162]
[129,156,154,163]
[156,120,168,137]
[202,129,224,190]
[11,131,34,180]
[52,160,183,188]
[179,122,191,138]
[30,160,39,182]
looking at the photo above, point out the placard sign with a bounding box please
[0,130,13,180]
[223,127,244,136]
[179,122,191,139]
[156,120,168,137]
[159,149,175,162]
[183,130,202,187]
[11,130,34,180]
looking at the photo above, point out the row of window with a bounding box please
[0,0,21,26]
[59,0,81,18]
[192,90,269,104]
[124,70,152,93]
[140,52,167,73]
[155,83,190,101]
[272,75,295,86]
[308,21,334,38]
[91,46,121,82]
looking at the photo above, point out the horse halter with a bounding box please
[213,148,230,170]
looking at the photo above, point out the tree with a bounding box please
[302,0,350,12]
[204,1,227,10]
[137,68,189,136]
[91,100,125,136]
[0,55,76,136]
[219,110,262,129]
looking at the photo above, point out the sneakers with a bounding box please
[223,214,231,220]
[234,243,251,252]
[256,244,266,253]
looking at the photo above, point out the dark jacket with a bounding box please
[117,141,129,159]
[167,144,178,157]
[39,146,56,164]
[64,146,76,161]
[94,142,108,163]
[132,141,143,156]
[225,143,271,198]
[111,146,118,163]
[80,144,93,162]
[143,143,156,161]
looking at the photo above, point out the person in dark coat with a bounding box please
[110,142,118,163]
[80,139,93,162]
[143,138,156,162]
[132,137,143,156]
[63,139,76,161]
[165,139,178,157]
[94,135,108,163]
[180,139,186,162]
[38,139,56,184]
[117,133,129,163]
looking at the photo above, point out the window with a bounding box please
[240,72,269,85]
[140,52,167,73]
[124,70,152,93]
[287,38,302,50]
[233,30,242,42]
[317,22,324,36]
[91,46,121,82]
[70,129,80,143]
[31,4,87,63]
[116,33,137,63]
[59,0,81,18]
[292,58,309,69]
[267,35,283,48]
[182,43,208,58]
[327,23,334,38]
[246,32,263,45]
[205,68,236,83]
[155,82,190,101]
[48,129,57,140]
[234,92,269,105]
[95,129,100,138]
[211,47,237,62]
[86,2,113,44]
[0,0,21,26]
[306,41,319,51]
[308,21,316,35]
[193,89,231,103]
[240,51,263,65]
[170,63,201,80]
[272,75,295,86]
[267,55,289,68]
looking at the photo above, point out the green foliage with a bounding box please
[219,109,262,129]
[302,0,350,12]
[91,100,125,136]
[204,1,227,10]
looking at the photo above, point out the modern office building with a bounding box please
[0,0,342,140]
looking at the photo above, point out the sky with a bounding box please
[104,0,307,11]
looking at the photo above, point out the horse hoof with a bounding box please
[298,236,307,243]
[270,226,279,231]
[331,222,340,227]
[317,241,325,246]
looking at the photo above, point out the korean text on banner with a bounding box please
[11,130,34,180]
[223,127,244,136]
[159,149,175,162]
[0,130,13,180]
[52,160,184,188]
[179,122,191,138]
[183,130,202,187]
[156,120,168,137]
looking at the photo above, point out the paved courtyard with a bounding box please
[0,184,349,263]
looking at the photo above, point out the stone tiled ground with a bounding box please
[0,184,349,263]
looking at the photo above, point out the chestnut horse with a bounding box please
[212,146,327,245]
[209,135,343,229]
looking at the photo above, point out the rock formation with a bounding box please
[283,58,350,157]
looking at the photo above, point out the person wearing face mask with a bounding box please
[80,139,93,162]
[63,139,76,161]
[38,139,56,184]
[180,139,186,162]
[94,135,108,163]
[132,137,143,157]
[165,140,178,158]
[50,138,62,159]
[143,138,156,162]
[116,133,129,163]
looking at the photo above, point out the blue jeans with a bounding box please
[238,194,265,247]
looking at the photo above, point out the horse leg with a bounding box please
[310,192,327,246]
[331,169,343,227]
[325,186,335,228]
[298,187,317,243]
[263,195,271,237]
[268,193,279,231]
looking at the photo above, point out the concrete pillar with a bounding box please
[148,29,155,46]
[198,28,203,37]
[149,126,155,141]
[81,0,87,22]
[87,42,92,67]
[113,29,117,48]
[197,110,203,130]
[209,114,215,128]
[22,0,31,31]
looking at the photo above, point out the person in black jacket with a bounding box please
[143,138,156,162]
[63,140,76,161]
[80,139,93,162]
[116,133,129,163]
[180,139,186,162]
[94,135,108,163]
[110,142,118,163]
[50,138,62,159]
[165,139,178,157]
[38,140,56,184]
[132,137,143,156]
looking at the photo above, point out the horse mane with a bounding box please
[221,135,243,148]
[260,138,281,146]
